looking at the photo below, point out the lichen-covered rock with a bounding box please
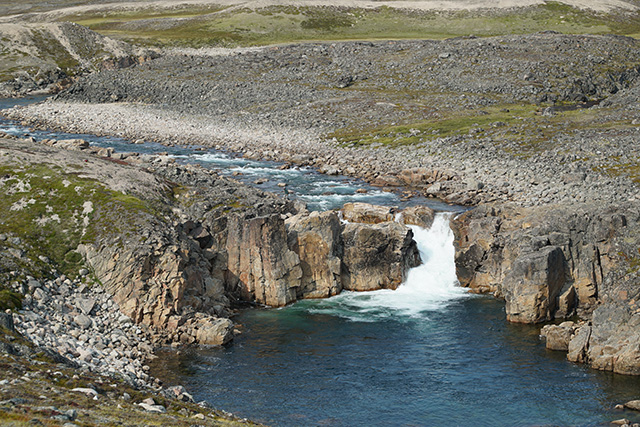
[341,221,420,291]
[286,211,343,299]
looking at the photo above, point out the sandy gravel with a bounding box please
[1,0,636,23]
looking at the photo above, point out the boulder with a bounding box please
[503,246,566,323]
[540,321,575,351]
[0,312,14,332]
[398,206,435,229]
[624,400,640,411]
[286,211,343,299]
[76,297,96,316]
[56,139,89,150]
[398,167,432,186]
[191,316,234,346]
[567,325,591,364]
[341,222,420,291]
[138,403,166,413]
[341,202,395,224]
[74,314,92,330]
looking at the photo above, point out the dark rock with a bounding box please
[0,312,15,332]
[341,221,420,291]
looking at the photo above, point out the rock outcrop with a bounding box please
[453,202,640,374]
[223,205,421,305]
[341,221,420,291]
[225,213,302,307]
[286,211,344,299]
[341,202,395,224]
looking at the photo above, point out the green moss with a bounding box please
[0,164,159,279]
[331,104,539,147]
[0,289,22,311]
[29,29,81,73]
[62,3,640,48]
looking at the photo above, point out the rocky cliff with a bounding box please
[452,202,640,374]
[0,136,423,349]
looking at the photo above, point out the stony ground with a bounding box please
[8,32,640,210]
[0,134,291,426]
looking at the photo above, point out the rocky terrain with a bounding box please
[2,3,640,426]
[9,32,640,210]
[5,27,640,380]
[0,131,430,424]
[0,21,158,97]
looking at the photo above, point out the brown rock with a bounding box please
[286,211,343,299]
[540,321,575,351]
[225,213,302,307]
[341,222,420,291]
[399,206,435,229]
[624,400,640,411]
[370,174,402,187]
[398,167,432,186]
[190,315,234,346]
[567,325,591,363]
[341,202,396,224]
[503,246,566,323]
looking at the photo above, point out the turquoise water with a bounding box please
[149,217,640,427]
[152,298,640,427]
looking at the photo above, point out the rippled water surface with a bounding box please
[0,97,457,212]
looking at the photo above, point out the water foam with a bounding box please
[296,213,469,320]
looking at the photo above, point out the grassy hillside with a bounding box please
[60,2,640,48]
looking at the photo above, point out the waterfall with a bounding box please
[298,212,469,321]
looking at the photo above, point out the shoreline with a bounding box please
[6,97,640,209]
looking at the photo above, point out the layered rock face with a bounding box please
[286,211,344,299]
[74,159,422,345]
[452,202,640,374]
[225,213,303,307]
[225,203,421,306]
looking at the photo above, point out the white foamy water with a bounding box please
[171,152,241,165]
[298,191,395,211]
[299,213,469,321]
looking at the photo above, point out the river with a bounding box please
[3,97,640,426]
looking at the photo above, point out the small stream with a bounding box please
[3,97,640,427]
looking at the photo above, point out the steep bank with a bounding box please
[1,133,430,422]
[0,133,423,345]
[452,203,640,374]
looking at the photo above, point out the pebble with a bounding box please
[11,276,156,390]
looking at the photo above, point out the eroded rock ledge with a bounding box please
[452,203,640,374]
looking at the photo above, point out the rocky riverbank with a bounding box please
[6,32,640,210]
[6,30,640,376]
[0,131,430,424]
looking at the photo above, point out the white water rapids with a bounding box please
[299,213,469,321]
